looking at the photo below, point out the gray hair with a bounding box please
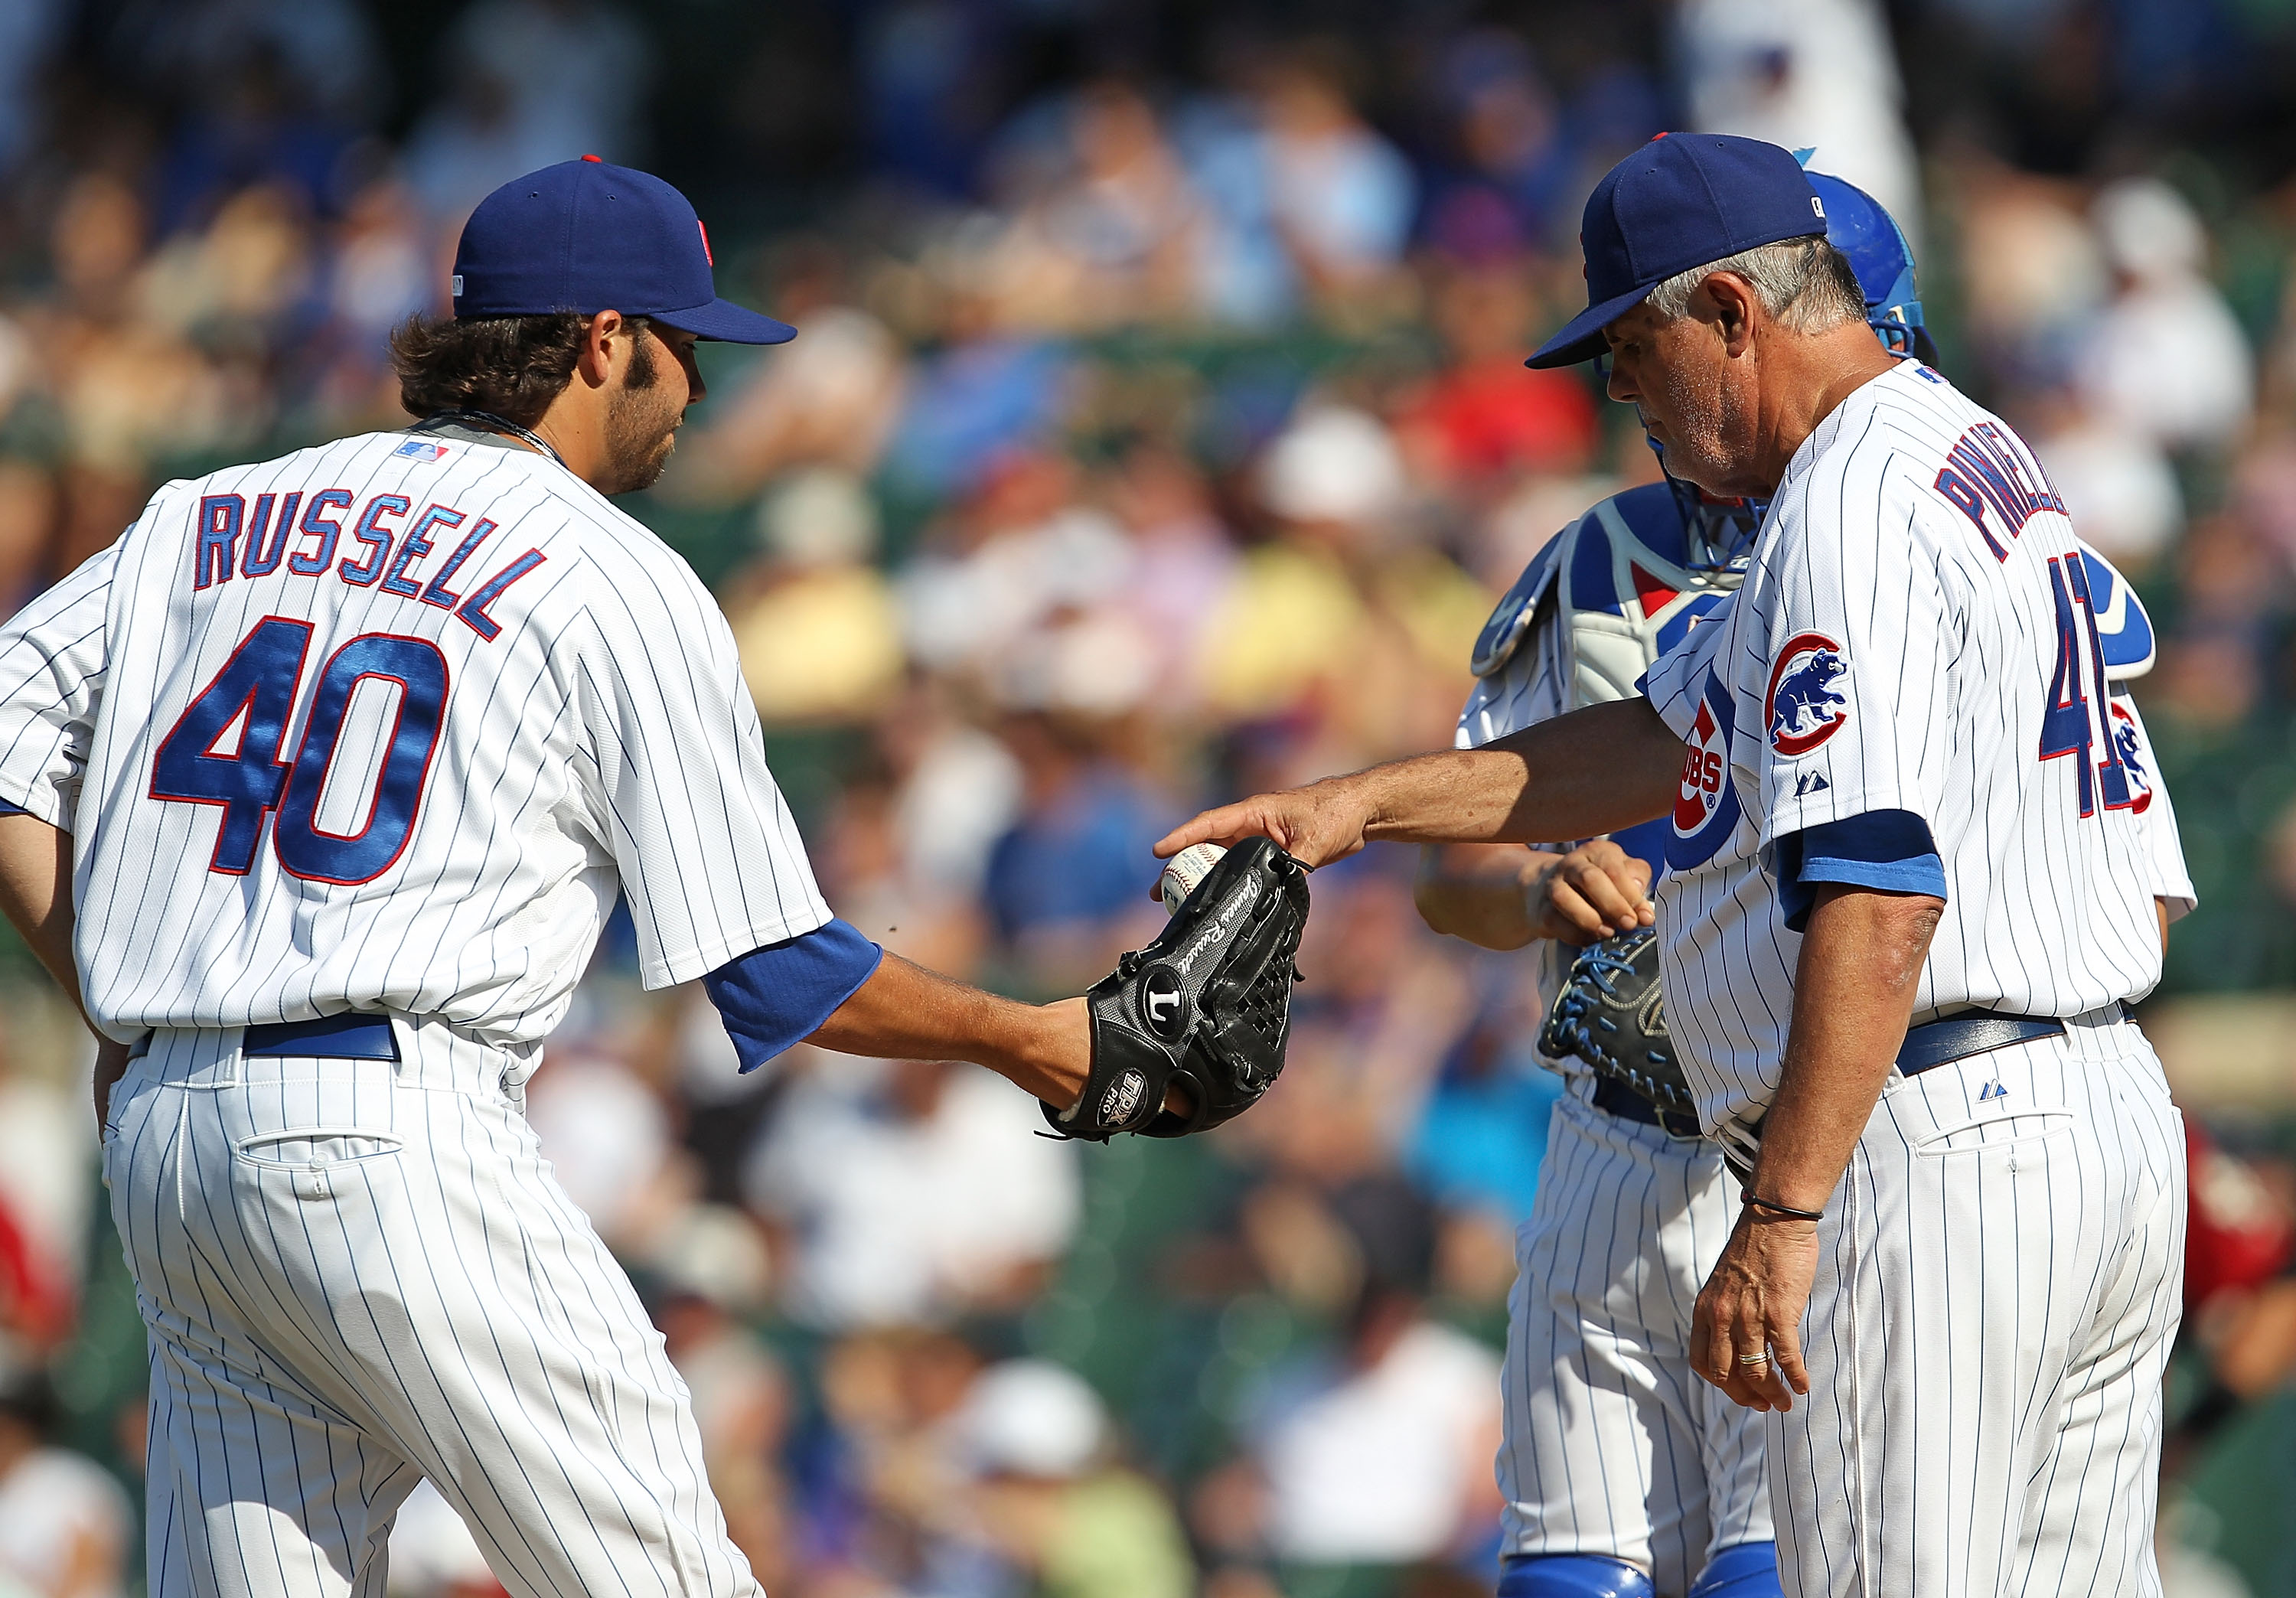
[1643,235,1865,334]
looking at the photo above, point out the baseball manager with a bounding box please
[1159,134,2189,1598]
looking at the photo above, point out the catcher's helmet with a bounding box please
[1805,168,1930,360]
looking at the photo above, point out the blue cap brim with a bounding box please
[1525,282,1657,369]
[653,298,797,345]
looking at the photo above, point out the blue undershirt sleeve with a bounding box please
[0,800,24,816]
[703,918,885,1073]
[1774,809,1948,934]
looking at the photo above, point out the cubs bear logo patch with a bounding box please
[1765,632,1851,756]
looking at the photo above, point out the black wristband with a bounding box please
[1742,1190,1825,1222]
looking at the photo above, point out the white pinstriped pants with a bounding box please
[1500,1078,1773,1595]
[103,1025,762,1598]
[1773,1010,2185,1598]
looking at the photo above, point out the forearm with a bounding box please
[1414,845,1550,950]
[806,951,1086,1110]
[0,810,130,1127]
[1358,699,1681,846]
[0,810,84,1013]
[1746,883,1945,1213]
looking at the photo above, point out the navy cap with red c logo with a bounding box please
[452,158,795,345]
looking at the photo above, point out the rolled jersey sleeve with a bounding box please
[1773,809,1948,932]
[570,580,833,988]
[1740,465,1961,847]
[705,918,885,1073]
[0,544,119,829]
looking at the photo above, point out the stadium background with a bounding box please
[2,1,2296,1595]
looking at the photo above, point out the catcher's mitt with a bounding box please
[1538,926,1694,1117]
[1048,837,1310,1141]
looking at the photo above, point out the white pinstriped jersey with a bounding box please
[1455,481,1740,1065]
[0,426,828,1045]
[1642,360,2188,1134]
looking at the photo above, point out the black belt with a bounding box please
[1895,1009,2065,1076]
[1593,1009,2088,1143]
[127,1013,400,1061]
[1591,1075,1701,1139]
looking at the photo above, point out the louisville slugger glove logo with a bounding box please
[1765,634,1851,756]
[1140,964,1189,1039]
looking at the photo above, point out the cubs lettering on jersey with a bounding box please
[1461,481,1742,892]
[0,425,828,1049]
[1642,360,2187,1136]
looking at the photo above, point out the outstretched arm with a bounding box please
[1157,697,1687,867]
[805,952,1091,1111]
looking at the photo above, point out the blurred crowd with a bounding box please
[4,2,2296,1597]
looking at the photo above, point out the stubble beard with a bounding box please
[601,335,685,495]
[1651,360,1746,497]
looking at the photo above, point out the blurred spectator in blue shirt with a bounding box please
[1179,47,1415,328]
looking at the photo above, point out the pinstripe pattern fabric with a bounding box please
[0,426,827,1045]
[1,425,834,1598]
[1463,492,1769,1592]
[1502,1084,1771,1593]
[106,1030,761,1598]
[1643,363,2172,1140]
[1629,363,2193,1596]
[1771,1014,2183,1598]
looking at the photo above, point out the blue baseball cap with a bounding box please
[1527,134,1828,369]
[452,157,796,344]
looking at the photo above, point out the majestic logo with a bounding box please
[1100,1068,1147,1125]
[1140,964,1189,1039]
[1765,634,1851,756]
[2108,703,2154,815]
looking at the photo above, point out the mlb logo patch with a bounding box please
[394,440,451,462]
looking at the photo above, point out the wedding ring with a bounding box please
[1737,1352,1770,1366]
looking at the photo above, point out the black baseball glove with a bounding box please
[1047,837,1310,1141]
[1538,926,1694,1117]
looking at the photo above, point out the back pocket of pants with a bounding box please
[233,1129,405,1169]
[1910,1108,2076,1156]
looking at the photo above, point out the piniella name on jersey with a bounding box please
[1931,419,2066,561]
[192,488,546,642]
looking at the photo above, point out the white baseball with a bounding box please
[1159,843,1227,915]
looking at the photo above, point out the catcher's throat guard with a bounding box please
[1050,837,1310,1141]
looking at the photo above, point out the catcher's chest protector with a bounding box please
[1551,492,1746,714]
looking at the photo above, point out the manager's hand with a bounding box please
[1154,775,1375,871]
[1693,1207,1818,1411]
